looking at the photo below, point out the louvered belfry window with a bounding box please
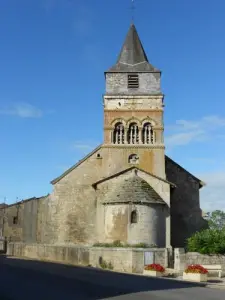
[128,74,139,89]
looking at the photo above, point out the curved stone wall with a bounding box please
[103,203,166,247]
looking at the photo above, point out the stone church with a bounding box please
[0,23,207,248]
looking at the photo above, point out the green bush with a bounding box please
[187,228,225,254]
[93,240,156,248]
[112,240,123,247]
[99,258,114,270]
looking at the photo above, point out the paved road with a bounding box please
[1,257,225,299]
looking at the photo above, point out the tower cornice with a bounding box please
[104,109,164,112]
[104,95,164,99]
[101,144,165,149]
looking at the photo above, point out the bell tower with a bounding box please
[103,23,165,179]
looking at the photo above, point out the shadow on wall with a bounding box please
[0,255,207,300]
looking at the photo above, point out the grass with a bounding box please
[93,240,157,248]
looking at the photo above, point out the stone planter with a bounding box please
[183,272,208,282]
[143,270,163,277]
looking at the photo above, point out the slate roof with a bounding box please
[101,173,165,205]
[93,166,176,188]
[165,156,206,188]
[0,196,49,210]
[107,23,160,73]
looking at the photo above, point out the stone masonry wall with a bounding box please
[165,157,207,247]
[51,144,168,245]
[7,242,167,274]
[105,73,161,95]
[174,248,225,273]
[0,196,51,243]
[0,203,24,242]
[95,168,169,246]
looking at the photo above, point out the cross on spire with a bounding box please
[130,0,135,23]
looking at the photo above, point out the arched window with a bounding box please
[128,154,139,164]
[128,122,139,144]
[131,210,138,224]
[113,122,124,144]
[142,122,154,144]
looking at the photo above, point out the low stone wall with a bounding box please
[90,247,167,273]
[0,237,6,252]
[7,243,90,266]
[174,248,225,272]
[7,243,168,274]
[0,241,4,251]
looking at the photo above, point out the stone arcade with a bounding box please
[0,23,207,249]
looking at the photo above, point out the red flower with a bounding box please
[184,264,208,274]
[144,263,165,273]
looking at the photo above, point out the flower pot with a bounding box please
[183,272,208,282]
[143,270,163,277]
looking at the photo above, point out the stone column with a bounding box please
[174,248,186,272]
[124,127,128,144]
[139,128,142,144]
[165,207,171,249]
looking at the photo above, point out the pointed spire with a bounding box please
[107,23,159,73]
[117,23,148,65]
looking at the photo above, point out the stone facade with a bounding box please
[165,157,208,247]
[95,168,170,247]
[0,23,206,250]
[0,196,52,243]
[105,73,161,95]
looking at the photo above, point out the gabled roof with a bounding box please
[51,144,102,185]
[92,166,176,188]
[165,155,206,189]
[101,173,165,205]
[107,23,160,73]
[0,195,49,210]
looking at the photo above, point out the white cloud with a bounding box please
[166,130,205,147]
[199,170,225,212]
[165,115,225,149]
[0,103,43,118]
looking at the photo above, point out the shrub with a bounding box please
[108,262,114,270]
[99,258,113,270]
[184,265,208,274]
[112,240,123,247]
[187,228,225,254]
[144,264,165,273]
[132,243,154,248]
[93,241,156,248]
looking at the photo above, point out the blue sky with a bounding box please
[0,0,225,211]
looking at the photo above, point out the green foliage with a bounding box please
[112,240,123,247]
[132,242,156,248]
[99,258,114,270]
[108,262,114,270]
[187,228,225,254]
[93,240,156,248]
[207,210,225,230]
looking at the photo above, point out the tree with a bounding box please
[187,229,225,254]
[206,210,225,230]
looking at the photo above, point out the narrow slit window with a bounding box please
[13,216,18,225]
[128,74,139,89]
[131,210,138,224]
